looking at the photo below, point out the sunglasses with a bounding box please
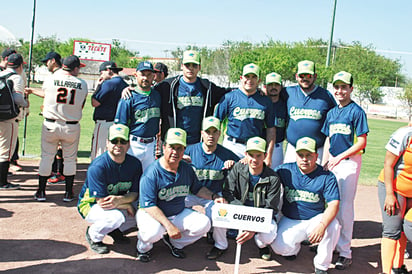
[184,63,199,69]
[298,74,313,79]
[110,138,128,145]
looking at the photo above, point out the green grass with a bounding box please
[17,95,409,185]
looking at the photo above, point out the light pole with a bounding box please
[326,0,338,68]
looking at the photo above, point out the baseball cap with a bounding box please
[183,50,201,65]
[165,128,187,147]
[265,72,282,85]
[136,61,154,72]
[62,55,86,71]
[333,71,353,85]
[41,52,61,63]
[297,60,315,75]
[7,53,26,68]
[202,116,221,131]
[246,137,266,153]
[108,124,130,141]
[242,63,260,77]
[154,62,168,77]
[99,61,123,72]
[295,137,317,153]
[2,48,16,59]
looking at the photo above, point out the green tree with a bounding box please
[399,82,412,121]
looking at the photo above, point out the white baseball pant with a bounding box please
[283,143,324,164]
[128,135,156,171]
[136,208,211,253]
[271,214,341,271]
[271,141,284,169]
[330,154,362,259]
[90,120,113,160]
[85,203,137,242]
[0,119,18,162]
[223,136,246,159]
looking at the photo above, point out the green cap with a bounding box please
[242,63,260,77]
[183,50,201,65]
[108,124,129,141]
[333,71,353,85]
[246,137,266,153]
[265,72,282,85]
[202,116,221,131]
[165,128,187,147]
[297,60,315,75]
[295,137,317,153]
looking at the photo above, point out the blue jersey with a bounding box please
[77,152,142,218]
[185,143,239,193]
[139,160,204,217]
[275,163,339,220]
[285,85,336,147]
[93,76,128,121]
[176,78,204,144]
[114,88,161,138]
[215,89,274,142]
[321,101,369,157]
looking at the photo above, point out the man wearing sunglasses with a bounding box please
[283,60,336,164]
[78,124,142,254]
[155,50,232,146]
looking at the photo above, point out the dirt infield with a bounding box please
[0,160,411,273]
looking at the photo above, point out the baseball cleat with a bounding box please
[259,246,272,261]
[162,234,186,259]
[108,229,130,244]
[206,246,226,260]
[335,256,352,270]
[86,227,109,254]
[136,250,151,263]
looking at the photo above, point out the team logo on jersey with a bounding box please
[284,186,320,203]
[329,123,351,136]
[177,96,203,109]
[233,107,265,121]
[275,118,286,128]
[158,185,190,201]
[289,107,321,121]
[195,169,224,181]
[107,181,132,195]
[134,107,160,123]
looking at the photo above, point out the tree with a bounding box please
[399,82,412,121]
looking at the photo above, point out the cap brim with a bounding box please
[80,63,86,67]
[41,58,49,63]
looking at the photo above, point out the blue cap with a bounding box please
[136,61,154,72]
[41,52,61,63]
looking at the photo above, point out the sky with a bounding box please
[2,0,412,80]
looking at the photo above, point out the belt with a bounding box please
[45,118,78,125]
[95,120,114,123]
[227,136,246,145]
[131,136,155,144]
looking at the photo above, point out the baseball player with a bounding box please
[0,48,16,70]
[153,62,168,84]
[0,53,28,190]
[78,124,142,254]
[183,116,239,254]
[215,137,282,261]
[283,60,336,164]
[91,61,127,160]
[321,71,368,270]
[115,61,161,171]
[263,72,287,169]
[34,55,88,202]
[215,63,275,165]
[136,128,225,262]
[271,137,341,274]
[155,50,231,145]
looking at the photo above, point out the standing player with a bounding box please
[321,71,368,270]
[34,55,88,202]
[283,60,336,164]
[153,62,168,84]
[263,72,287,168]
[78,124,142,254]
[91,61,127,160]
[215,63,275,166]
[115,61,161,171]
[155,50,231,145]
[271,137,340,274]
[183,116,239,253]
[0,48,16,70]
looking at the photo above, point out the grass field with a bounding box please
[17,94,407,185]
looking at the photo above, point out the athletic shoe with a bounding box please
[34,190,46,201]
[206,246,226,260]
[63,192,74,202]
[259,246,272,261]
[108,229,130,244]
[137,250,151,262]
[162,234,186,258]
[315,268,328,274]
[206,231,215,245]
[9,164,22,172]
[335,256,352,270]
[85,227,109,254]
[48,173,65,184]
[0,183,20,190]
[392,264,408,274]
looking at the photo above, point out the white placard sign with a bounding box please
[212,203,273,233]
[73,40,111,62]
